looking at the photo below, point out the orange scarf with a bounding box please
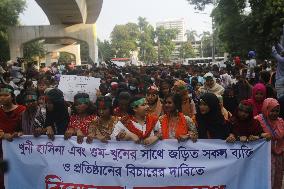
[120,115,158,139]
[160,113,189,139]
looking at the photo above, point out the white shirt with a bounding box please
[111,119,161,140]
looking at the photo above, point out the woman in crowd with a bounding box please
[113,91,131,118]
[226,100,265,143]
[111,96,160,145]
[64,93,96,144]
[255,98,284,189]
[222,86,238,114]
[87,96,119,143]
[0,85,26,189]
[0,85,26,141]
[159,79,171,100]
[44,88,69,140]
[248,83,267,116]
[195,93,230,139]
[159,94,197,142]
[21,90,46,136]
[199,73,224,96]
[146,85,163,117]
[172,80,196,119]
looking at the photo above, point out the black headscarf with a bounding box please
[45,89,69,135]
[196,93,229,139]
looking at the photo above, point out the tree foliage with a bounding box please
[111,23,139,58]
[156,26,178,62]
[179,42,196,59]
[187,0,284,59]
[23,41,46,61]
[185,30,198,43]
[137,17,157,63]
[0,0,26,61]
[108,17,179,63]
[98,39,114,61]
[200,31,212,57]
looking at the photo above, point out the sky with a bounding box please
[20,0,213,41]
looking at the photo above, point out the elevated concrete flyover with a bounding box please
[35,0,103,25]
[8,0,103,63]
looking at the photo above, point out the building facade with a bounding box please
[156,18,186,43]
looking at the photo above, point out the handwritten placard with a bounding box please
[58,75,100,102]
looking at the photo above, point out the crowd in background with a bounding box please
[1,44,284,189]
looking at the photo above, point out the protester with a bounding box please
[199,72,224,96]
[0,85,26,189]
[195,93,230,139]
[64,93,96,144]
[21,90,46,135]
[44,88,69,140]
[113,91,131,117]
[172,80,196,119]
[87,96,119,143]
[146,85,163,117]
[222,86,238,114]
[159,94,197,142]
[111,96,160,145]
[248,83,267,116]
[226,100,265,143]
[255,98,284,189]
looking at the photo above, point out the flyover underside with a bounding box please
[35,0,84,25]
[35,0,103,24]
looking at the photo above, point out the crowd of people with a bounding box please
[0,45,284,188]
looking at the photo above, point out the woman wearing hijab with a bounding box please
[44,88,70,140]
[222,86,238,114]
[199,73,224,96]
[226,100,265,143]
[248,83,267,116]
[255,98,284,189]
[195,93,230,139]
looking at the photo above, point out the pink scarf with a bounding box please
[248,83,266,116]
[255,98,284,155]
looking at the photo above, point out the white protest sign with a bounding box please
[58,75,100,102]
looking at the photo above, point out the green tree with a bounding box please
[155,26,178,62]
[187,0,217,10]
[98,39,114,61]
[111,23,139,58]
[187,0,284,59]
[0,0,26,61]
[58,52,76,64]
[200,31,212,57]
[185,30,198,43]
[23,40,46,61]
[179,42,196,59]
[137,17,157,63]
